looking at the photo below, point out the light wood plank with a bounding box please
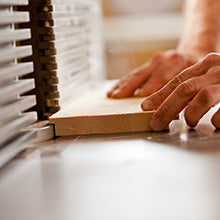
[50,92,155,136]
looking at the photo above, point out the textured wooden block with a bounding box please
[50,93,155,136]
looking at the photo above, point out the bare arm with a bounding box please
[178,0,220,60]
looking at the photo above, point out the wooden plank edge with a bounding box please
[49,111,155,136]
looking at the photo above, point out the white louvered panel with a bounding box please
[0,0,37,168]
[0,96,36,125]
[0,11,29,25]
[0,0,28,6]
[0,79,35,105]
[0,29,31,44]
[0,130,36,168]
[0,62,33,84]
[40,0,104,110]
[0,45,32,65]
[0,112,37,147]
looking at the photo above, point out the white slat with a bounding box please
[0,29,31,44]
[0,62,33,84]
[0,11,29,25]
[0,79,35,105]
[0,45,32,64]
[0,129,36,168]
[0,0,28,6]
[0,112,37,147]
[0,96,36,124]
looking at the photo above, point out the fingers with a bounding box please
[107,60,155,98]
[134,76,167,97]
[134,50,191,97]
[141,53,220,111]
[185,84,220,127]
[212,107,220,128]
[149,73,220,131]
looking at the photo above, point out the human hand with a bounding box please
[107,50,195,98]
[141,53,220,130]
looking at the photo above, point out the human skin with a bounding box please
[141,0,220,130]
[107,0,218,98]
[108,0,220,129]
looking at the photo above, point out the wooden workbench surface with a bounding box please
[1,106,220,220]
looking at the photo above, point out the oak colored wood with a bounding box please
[50,93,154,136]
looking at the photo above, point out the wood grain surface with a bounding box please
[50,92,154,136]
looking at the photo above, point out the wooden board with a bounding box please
[49,93,155,136]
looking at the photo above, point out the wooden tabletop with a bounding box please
[1,107,220,220]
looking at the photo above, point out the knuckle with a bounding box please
[152,52,163,61]
[184,108,198,127]
[204,53,220,63]
[170,75,184,89]
[211,114,220,128]
[155,104,170,118]
[176,80,196,96]
[167,51,181,60]
[157,89,168,102]
[207,65,220,77]
[150,90,167,106]
[198,87,215,106]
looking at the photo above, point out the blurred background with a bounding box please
[101,0,185,79]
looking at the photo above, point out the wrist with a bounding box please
[177,41,217,64]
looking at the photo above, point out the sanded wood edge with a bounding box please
[49,111,155,136]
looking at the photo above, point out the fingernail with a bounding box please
[150,118,163,130]
[107,91,112,97]
[112,88,121,97]
[134,88,143,96]
[142,99,153,110]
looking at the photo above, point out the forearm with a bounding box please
[178,0,220,61]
